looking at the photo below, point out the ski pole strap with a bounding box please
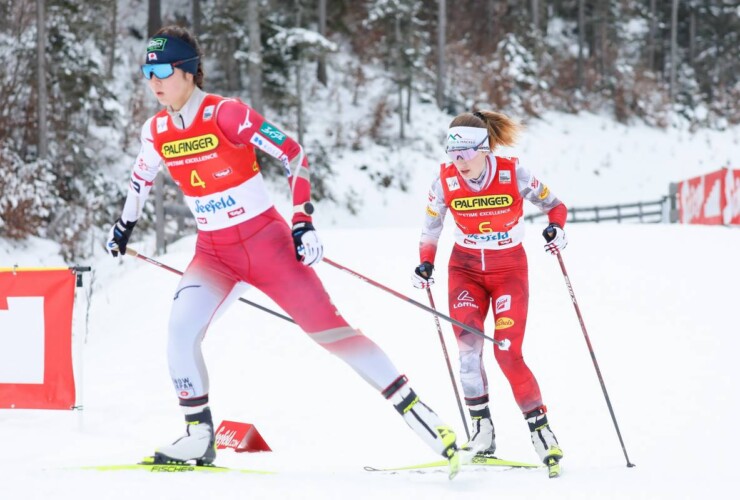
[381,375,409,399]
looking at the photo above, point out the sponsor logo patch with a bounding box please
[453,290,479,308]
[495,295,511,314]
[250,133,284,159]
[452,195,513,211]
[238,109,253,135]
[499,170,512,184]
[203,105,215,121]
[213,168,232,179]
[426,206,439,217]
[161,134,219,158]
[539,185,550,200]
[259,122,286,145]
[156,116,168,133]
[466,232,510,243]
[147,52,158,61]
[147,38,167,51]
[446,176,460,191]
[495,317,515,330]
[228,207,245,218]
[194,195,237,214]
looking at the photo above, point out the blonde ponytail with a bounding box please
[449,111,522,150]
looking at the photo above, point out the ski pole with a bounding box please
[322,257,510,350]
[553,251,635,468]
[427,288,470,441]
[125,247,296,325]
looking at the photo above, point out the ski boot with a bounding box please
[526,407,563,478]
[385,376,460,479]
[148,407,217,466]
[463,404,496,457]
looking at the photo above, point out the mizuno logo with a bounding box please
[237,109,253,135]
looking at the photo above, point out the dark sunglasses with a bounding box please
[141,56,199,80]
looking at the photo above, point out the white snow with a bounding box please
[2,63,739,498]
[2,202,739,498]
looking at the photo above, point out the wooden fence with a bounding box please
[524,189,678,225]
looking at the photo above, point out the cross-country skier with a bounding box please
[411,110,567,476]
[105,25,460,476]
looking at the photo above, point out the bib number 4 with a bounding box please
[191,170,206,188]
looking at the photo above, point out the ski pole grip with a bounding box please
[126,247,139,258]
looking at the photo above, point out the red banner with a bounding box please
[0,269,76,409]
[727,169,740,225]
[677,168,731,225]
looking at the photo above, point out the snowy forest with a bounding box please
[0,0,738,259]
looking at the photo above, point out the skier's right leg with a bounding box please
[153,251,240,465]
[448,267,496,455]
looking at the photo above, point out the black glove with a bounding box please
[412,261,435,289]
[291,221,324,266]
[542,223,567,254]
[415,261,434,279]
[105,218,137,257]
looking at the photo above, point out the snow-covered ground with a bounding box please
[2,215,739,499]
[1,95,739,499]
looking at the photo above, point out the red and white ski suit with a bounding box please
[121,88,402,405]
[419,155,567,414]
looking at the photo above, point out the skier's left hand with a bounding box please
[542,223,567,255]
[291,222,324,266]
[411,261,435,289]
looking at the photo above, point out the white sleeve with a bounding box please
[516,162,563,213]
[120,118,162,223]
[420,177,448,248]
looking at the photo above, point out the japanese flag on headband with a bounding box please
[0,268,76,410]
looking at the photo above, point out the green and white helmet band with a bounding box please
[446,126,489,151]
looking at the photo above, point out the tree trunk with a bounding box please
[316,0,327,86]
[669,0,678,101]
[192,0,201,34]
[688,5,695,65]
[295,1,304,144]
[486,0,496,49]
[577,0,584,89]
[108,0,117,78]
[395,15,404,139]
[148,0,161,37]
[436,0,446,110]
[648,0,656,71]
[246,0,263,112]
[531,0,539,31]
[36,0,47,160]
[597,0,607,83]
[296,54,303,145]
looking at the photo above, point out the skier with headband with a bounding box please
[105,25,461,476]
[411,110,568,477]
